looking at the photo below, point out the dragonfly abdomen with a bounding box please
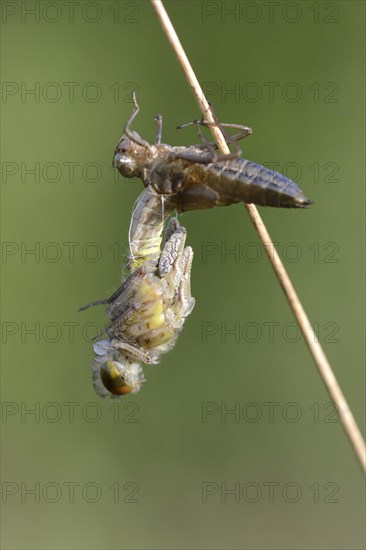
[203,159,312,208]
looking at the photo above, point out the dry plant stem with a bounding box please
[248,206,366,473]
[150,0,366,473]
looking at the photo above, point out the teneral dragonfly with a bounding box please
[80,188,195,398]
[113,93,313,210]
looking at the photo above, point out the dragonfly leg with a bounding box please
[200,101,252,146]
[121,92,150,148]
[185,126,252,154]
[194,120,217,157]
[78,266,146,312]
[90,304,138,342]
[78,297,110,312]
[112,340,156,364]
[178,121,252,147]
[106,303,140,336]
[197,121,252,143]
[177,108,252,161]
[176,117,219,162]
[194,120,252,161]
[107,266,147,304]
[168,148,238,164]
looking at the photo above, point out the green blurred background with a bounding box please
[1,1,365,548]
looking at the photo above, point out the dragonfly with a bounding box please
[80,188,195,398]
[113,93,313,210]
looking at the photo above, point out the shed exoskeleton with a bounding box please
[113,93,313,210]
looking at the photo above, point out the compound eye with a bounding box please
[100,361,133,395]
[114,154,138,178]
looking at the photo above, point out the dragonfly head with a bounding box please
[99,360,140,396]
[113,134,147,178]
[92,340,144,398]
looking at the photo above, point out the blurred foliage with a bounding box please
[1,1,365,549]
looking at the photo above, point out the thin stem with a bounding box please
[150,0,366,473]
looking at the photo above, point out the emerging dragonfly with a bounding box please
[80,187,195,398]
[113,93,313,210]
